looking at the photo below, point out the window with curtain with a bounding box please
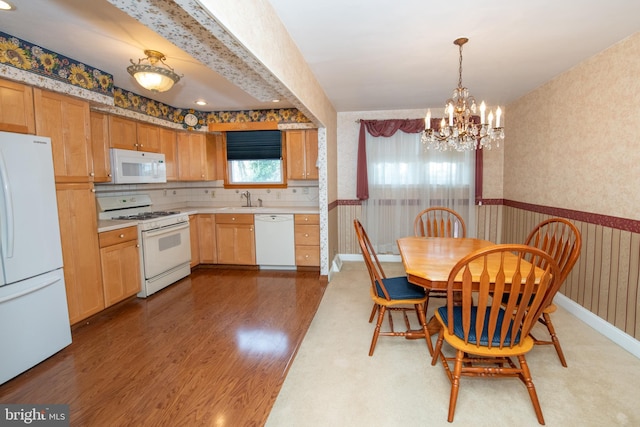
[362,131,476,254]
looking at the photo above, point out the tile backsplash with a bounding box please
[94,180,319,211]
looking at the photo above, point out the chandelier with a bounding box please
[421,38,504,151]
[127,50,182,93]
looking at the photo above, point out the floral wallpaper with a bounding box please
[113,88,310,130]
[0,31,310,129]
[0,31,113,97]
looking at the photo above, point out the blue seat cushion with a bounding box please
[436,305,522,346]
[374,276,425,300]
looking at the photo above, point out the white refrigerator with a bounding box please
[0,131,72,385]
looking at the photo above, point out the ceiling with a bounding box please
[1,0,639,115]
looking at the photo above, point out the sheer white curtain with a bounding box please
[362,131,476,254]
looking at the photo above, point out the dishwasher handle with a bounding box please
[254,214,293,223]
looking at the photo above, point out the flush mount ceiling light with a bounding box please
[422,38,504,151]
[0,1,16,11]
[127,50,182,93]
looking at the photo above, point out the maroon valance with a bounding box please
[356,119,425,200]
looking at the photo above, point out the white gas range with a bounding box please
[97,195,191,298]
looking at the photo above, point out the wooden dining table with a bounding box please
[396,236,538,337]
[396,236,496,291]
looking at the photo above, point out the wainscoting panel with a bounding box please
[337,203,362,255]
[501,206,640,341]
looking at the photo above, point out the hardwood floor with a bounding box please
[0,268,327,426]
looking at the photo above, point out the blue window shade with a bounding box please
[226,130,282,160]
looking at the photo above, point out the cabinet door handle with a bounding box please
[304,233,309,237]
[119,234,125,238]
[90,172,95,177]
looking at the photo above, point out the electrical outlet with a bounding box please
[211,191,215,199]
[302,187,309,195]
[276,191,281,199]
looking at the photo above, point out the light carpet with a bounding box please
[266,261,640,427]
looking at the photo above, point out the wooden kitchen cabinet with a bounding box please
[197,214,217,264]
[99,226,140,307]
[0,78,35,134]
[159,127,178,181]
[34,89,93,182]
[89,111,112,182]
[189,215,199,268]
[294,214,320,267]
[286,129,318,180]
[216,214,255,265]
[206,133,225,181]
[108,115,137,151]
[136,121,161,153]
[177,131,207,181]
[56,182,104,325]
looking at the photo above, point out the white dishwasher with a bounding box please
[254,214,296,269]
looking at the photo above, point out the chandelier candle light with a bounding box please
[127,50,182,93]
[422,38,504,151]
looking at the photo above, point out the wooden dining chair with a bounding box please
[353,219,432,356]
[518,218,582,367]
[413,206,466,238]
[431,244,560,425]
[413,206,467,317]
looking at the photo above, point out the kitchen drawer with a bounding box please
[295,225,319,245]
[294,214,319,225]
[215,213,254,225]
[99,226,138,248]
[295,245,320,266]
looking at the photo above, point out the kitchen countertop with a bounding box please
[97,205,320,233]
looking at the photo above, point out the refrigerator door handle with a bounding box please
[0,150,14,258]
[0,275,60,304]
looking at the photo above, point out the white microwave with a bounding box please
[110,148,167,184]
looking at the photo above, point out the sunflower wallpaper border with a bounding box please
[0,31,113,96]
[1,31,311,128]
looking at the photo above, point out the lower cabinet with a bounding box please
[197,214,217,264]
[56,182,104,325]
[294,214,320,267]
[189,215,199,268]
[216,214,255,265]
[99,226,141,307]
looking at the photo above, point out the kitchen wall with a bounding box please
[94,180,320,210]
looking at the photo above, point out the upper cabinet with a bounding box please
[108,116,137,151]
[89,111,112,183]
[108,116,160,153]
[136,122,161,153]
[206,133,225,181]
[159,127,178,181]
[0,78,35,134]
[33,89,93,183]
[285,129,318,180]
[177,131,207,181]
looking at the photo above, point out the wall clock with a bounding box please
[184,113,198,127]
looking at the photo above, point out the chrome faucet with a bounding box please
[242,190,252,207]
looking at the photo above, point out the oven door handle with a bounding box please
[142,221,190,238]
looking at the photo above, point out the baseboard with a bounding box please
[335,254,640,359]
[338,254,402,263]
[554,293,640,359]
